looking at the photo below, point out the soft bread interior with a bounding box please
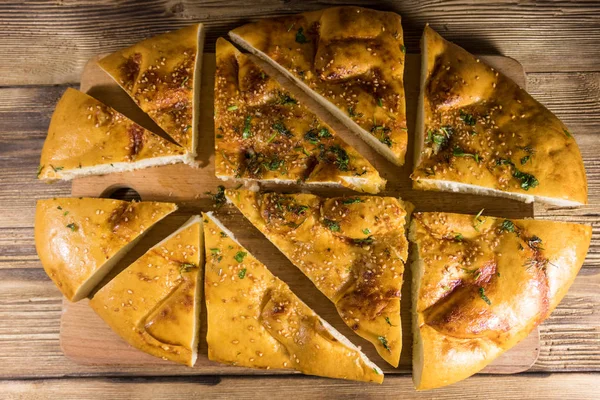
[54,154,188,181]
[408,221,425,389]
[216,175,375,192]
[229,32,401,166]
[204,211,384,376]
[189,24,205,163]
[414,31,428,170]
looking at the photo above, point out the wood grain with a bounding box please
[3,373,600,399]
[0,0,599,86]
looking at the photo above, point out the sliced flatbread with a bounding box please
[409,212,591,390]
[35,198,177,302]
[230,6,407,166]
[203,212,383,382]
[226,189,409,367]
[411,26,587,207]
[89,215,203,366]
[38,88,187,181]
[98,24,205,160]
[215,38,385,194]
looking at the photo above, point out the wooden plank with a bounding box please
[0,1,599,86]
[2,373,600,399]
[0,266,598,379]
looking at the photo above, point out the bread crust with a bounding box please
[409,212,591,389]
[226,189,409,367]
[35,198,177,301]
[38,88,186,181]
[98,24,204,158]
[203,212,383,383]
[89,216,203,366]
[412,26,587,206]
[230,7,407,165]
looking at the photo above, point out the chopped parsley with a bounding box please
[426,126,454,153]
[180,263,197,273]
[183,125,191,132]
[227,105,238,111]
[271,121,292,137]
[342,198,363,205]
[373,367,380,375]
[353,236,374,245]
[362,228,371,235]
[238,268,247,279]
[527,235,544,250]
[63,211,69,216]
[180,76,189,87]
[347,106,362,118]
[377,97,383,107]
[264,156,284,171]
[459,110,476,126]
[473,209,486,232]
[513,169,539,190]
[234,251,247,263]
[453,146,480,163]
[50,165,64,172]
[220,232,228,238]
[454,233,464,241]
[205,185,226,208]
[295,27,308,44]
[520,155,531,165]
[385,317,393,326]
[304,127,331,144]
[277,93,297,105]
[478,287,491,305]
[321,145,349,171]
[242,116,252,139]
[400,44,406,54]
[36,165,44,177]
[563,128,572,138]
[500,219,515,233]
[318,127,332,138]
[323,218,340,232]
[210,248,220,254]
[66,223,77,231]
[378,335,391,352]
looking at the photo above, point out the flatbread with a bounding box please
[35,198,177,301]
[409,211,591,389]
[226,189,410,367]
[89,215,203,366]
[98,24,204,160]
[411,26,587,207]
[215,38,385,194]
[230,7,407,165]
[38,88,187,181]
[203,212,383,382]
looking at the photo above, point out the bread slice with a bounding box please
[409,212,591,390]
[226,189,409,367]
[412,26,587,207]
[98,24,205,162]
[38,88,188,181]
[229,6,407,166]
[89,215,203,366]
[215,38,385,194]
[35,198,177,301]
[203,212,383,382]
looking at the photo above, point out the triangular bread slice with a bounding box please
[226,189,410,367]
[215,38,385,194]
[411,26,587,207]
[229,6,407,166]
[89,215,203,366]
[203,212,383,382]
[38,88,187,181]
[35,198,177,301]
[98,24,205,161]
[409,212,591,390]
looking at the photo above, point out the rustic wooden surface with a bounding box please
[59,52,539,373]
[0,1,599,398]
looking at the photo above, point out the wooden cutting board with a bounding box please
[60,51,539,375]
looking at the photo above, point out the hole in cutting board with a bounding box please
[100,185,142,202]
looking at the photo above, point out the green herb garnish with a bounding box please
[400,44,406,54]
[513,169,539,190]
[205,185,226,208]
[66,223,77,231]
[242,116,252,139]
[454,233,464,241]
[479,287,491,305]
[378,336,391,352]
[238,268,247,279]
[385,317,393,326]
[362,228,371,235]
[234,251,247,263]
[353,236,374,245]
[473,209,486,232]
[342,198,363,205]
[227,105,238,111]
[323,218,340,232]
[180,263,197,273]
[272,121,292,137]
[453,146,480,163]
[180,76,189,88]
[295,27,308,44]
[210,248,220,254]
[500,219,515,233]
[459,110,476,126]
[51,165,64,172]
[277,93,297,105]
[563,128,572,138]
[377,98,383,107]
[37,165,44,177]
[220,232,227,238]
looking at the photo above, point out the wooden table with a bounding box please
[0,1,598,398]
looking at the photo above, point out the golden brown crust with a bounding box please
[89,216,202,366]
[214,38,385,194]
[34,198,177,302]
[230,7,407,165]
[412,26,587,205]
[98,24,202,154]
[203,213,383,383]
[226,189,408,367]
[38,88,186,181]
[410,212,591,389]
